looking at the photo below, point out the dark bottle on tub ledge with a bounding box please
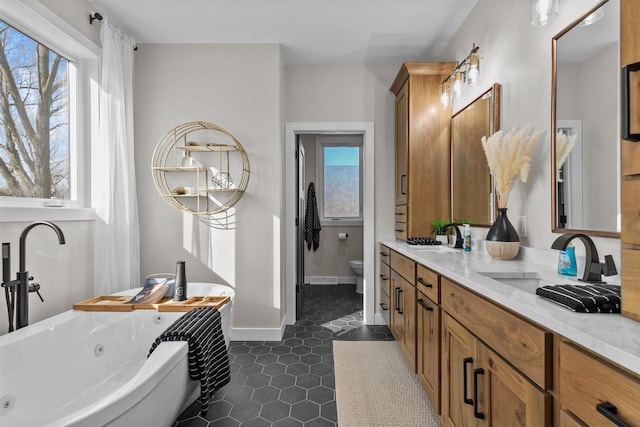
[174,261,187,301]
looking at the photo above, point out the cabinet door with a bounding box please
[476,344,551,427]
[401,278,417,372]
[395,81,409,206]
[418,292,441,413]
[442,313,478,427]
[390,271,405,341]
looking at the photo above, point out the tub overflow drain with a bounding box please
[94,343,105,357]
[153,314,164,324]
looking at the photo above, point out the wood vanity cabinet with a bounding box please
[559,341,640,426]
[416,264,441,413]
[389,250,417,371]
[378,245,391,320]
[390,62,455,239]
[441,278,552,426]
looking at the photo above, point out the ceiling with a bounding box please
[89,0,479,65]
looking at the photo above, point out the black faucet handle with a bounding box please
[603,255,618,277]
[28,283,44,302]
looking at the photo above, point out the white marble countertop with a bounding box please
[380,238,640,377]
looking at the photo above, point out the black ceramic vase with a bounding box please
[485,208,520,260]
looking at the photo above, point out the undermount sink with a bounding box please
[409,245,458,253]
[478,271,568,294]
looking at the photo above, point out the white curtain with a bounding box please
[93,20,140,295]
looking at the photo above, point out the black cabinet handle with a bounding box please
[401,174,406,195]
[380,252,388,257]
[395,212,406,216]
[417,298,433,312]
[473,368,485,420]
[379,274,388,281]
[395,287,401,312]
[395,229,405,233]
[416,277,433,288]
[398,289,404,314]
[463,357,473,405]
[596,402,629,427]
[379,303,389,311]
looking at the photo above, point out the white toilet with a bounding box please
[349,259,364,294]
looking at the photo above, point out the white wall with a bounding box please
[133,44,285,340]
[284,64,398,318]
[0,219,94,335]
[441,0,621,261]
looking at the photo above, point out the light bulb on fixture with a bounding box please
[531,0,558,27]
[440,82,451,109]
[466,46,480,86]
[452,69,463,97]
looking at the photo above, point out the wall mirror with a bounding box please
[552,0,620,237]
[451,83,500,226]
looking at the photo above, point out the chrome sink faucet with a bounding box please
[551,233,617,284]
[1,221,66,331]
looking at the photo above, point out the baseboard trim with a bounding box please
[307,276,356,285]
[375,312,389,326]
[229,316,286,342]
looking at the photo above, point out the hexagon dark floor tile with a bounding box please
[174,284,394,426]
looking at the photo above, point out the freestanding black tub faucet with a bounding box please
[7,221,66,330]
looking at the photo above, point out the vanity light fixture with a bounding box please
[440,43,481,108]
[530,0,558,26]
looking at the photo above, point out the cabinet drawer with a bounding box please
[379,245,390,265]
[416,264,439,303]
[395,204,408,223]
[394,222,407,241]
[390,250,415,283]
[560,341,640,426]
[379,287,390,312]
[441,278,552,389]
[379,262,390,298]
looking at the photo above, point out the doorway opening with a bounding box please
[285,122,375,326]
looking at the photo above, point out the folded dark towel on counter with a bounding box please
[536,284,621,313]
[148,307,230,415]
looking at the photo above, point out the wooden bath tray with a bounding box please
[73,295,230,312]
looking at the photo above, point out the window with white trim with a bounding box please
[316,135,363,226]
[0,19,71,199]
[0,1,98,212]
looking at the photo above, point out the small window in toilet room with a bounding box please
[316,136,363,226]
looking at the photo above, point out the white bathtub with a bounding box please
[0,283,234,427]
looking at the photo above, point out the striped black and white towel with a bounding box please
[304,182,321,251]
[148,307,230,415]
[535,284,621,313]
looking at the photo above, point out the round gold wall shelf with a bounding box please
[151,121,250,215]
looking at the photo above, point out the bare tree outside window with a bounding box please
[0,19,70,199]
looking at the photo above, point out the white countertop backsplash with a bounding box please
[380,238,638,376]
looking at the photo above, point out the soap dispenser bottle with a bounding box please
[558,244,577,276]
[462,224,472,252]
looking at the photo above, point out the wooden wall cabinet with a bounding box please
[621,0,640,321]
[390,62,455,239]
